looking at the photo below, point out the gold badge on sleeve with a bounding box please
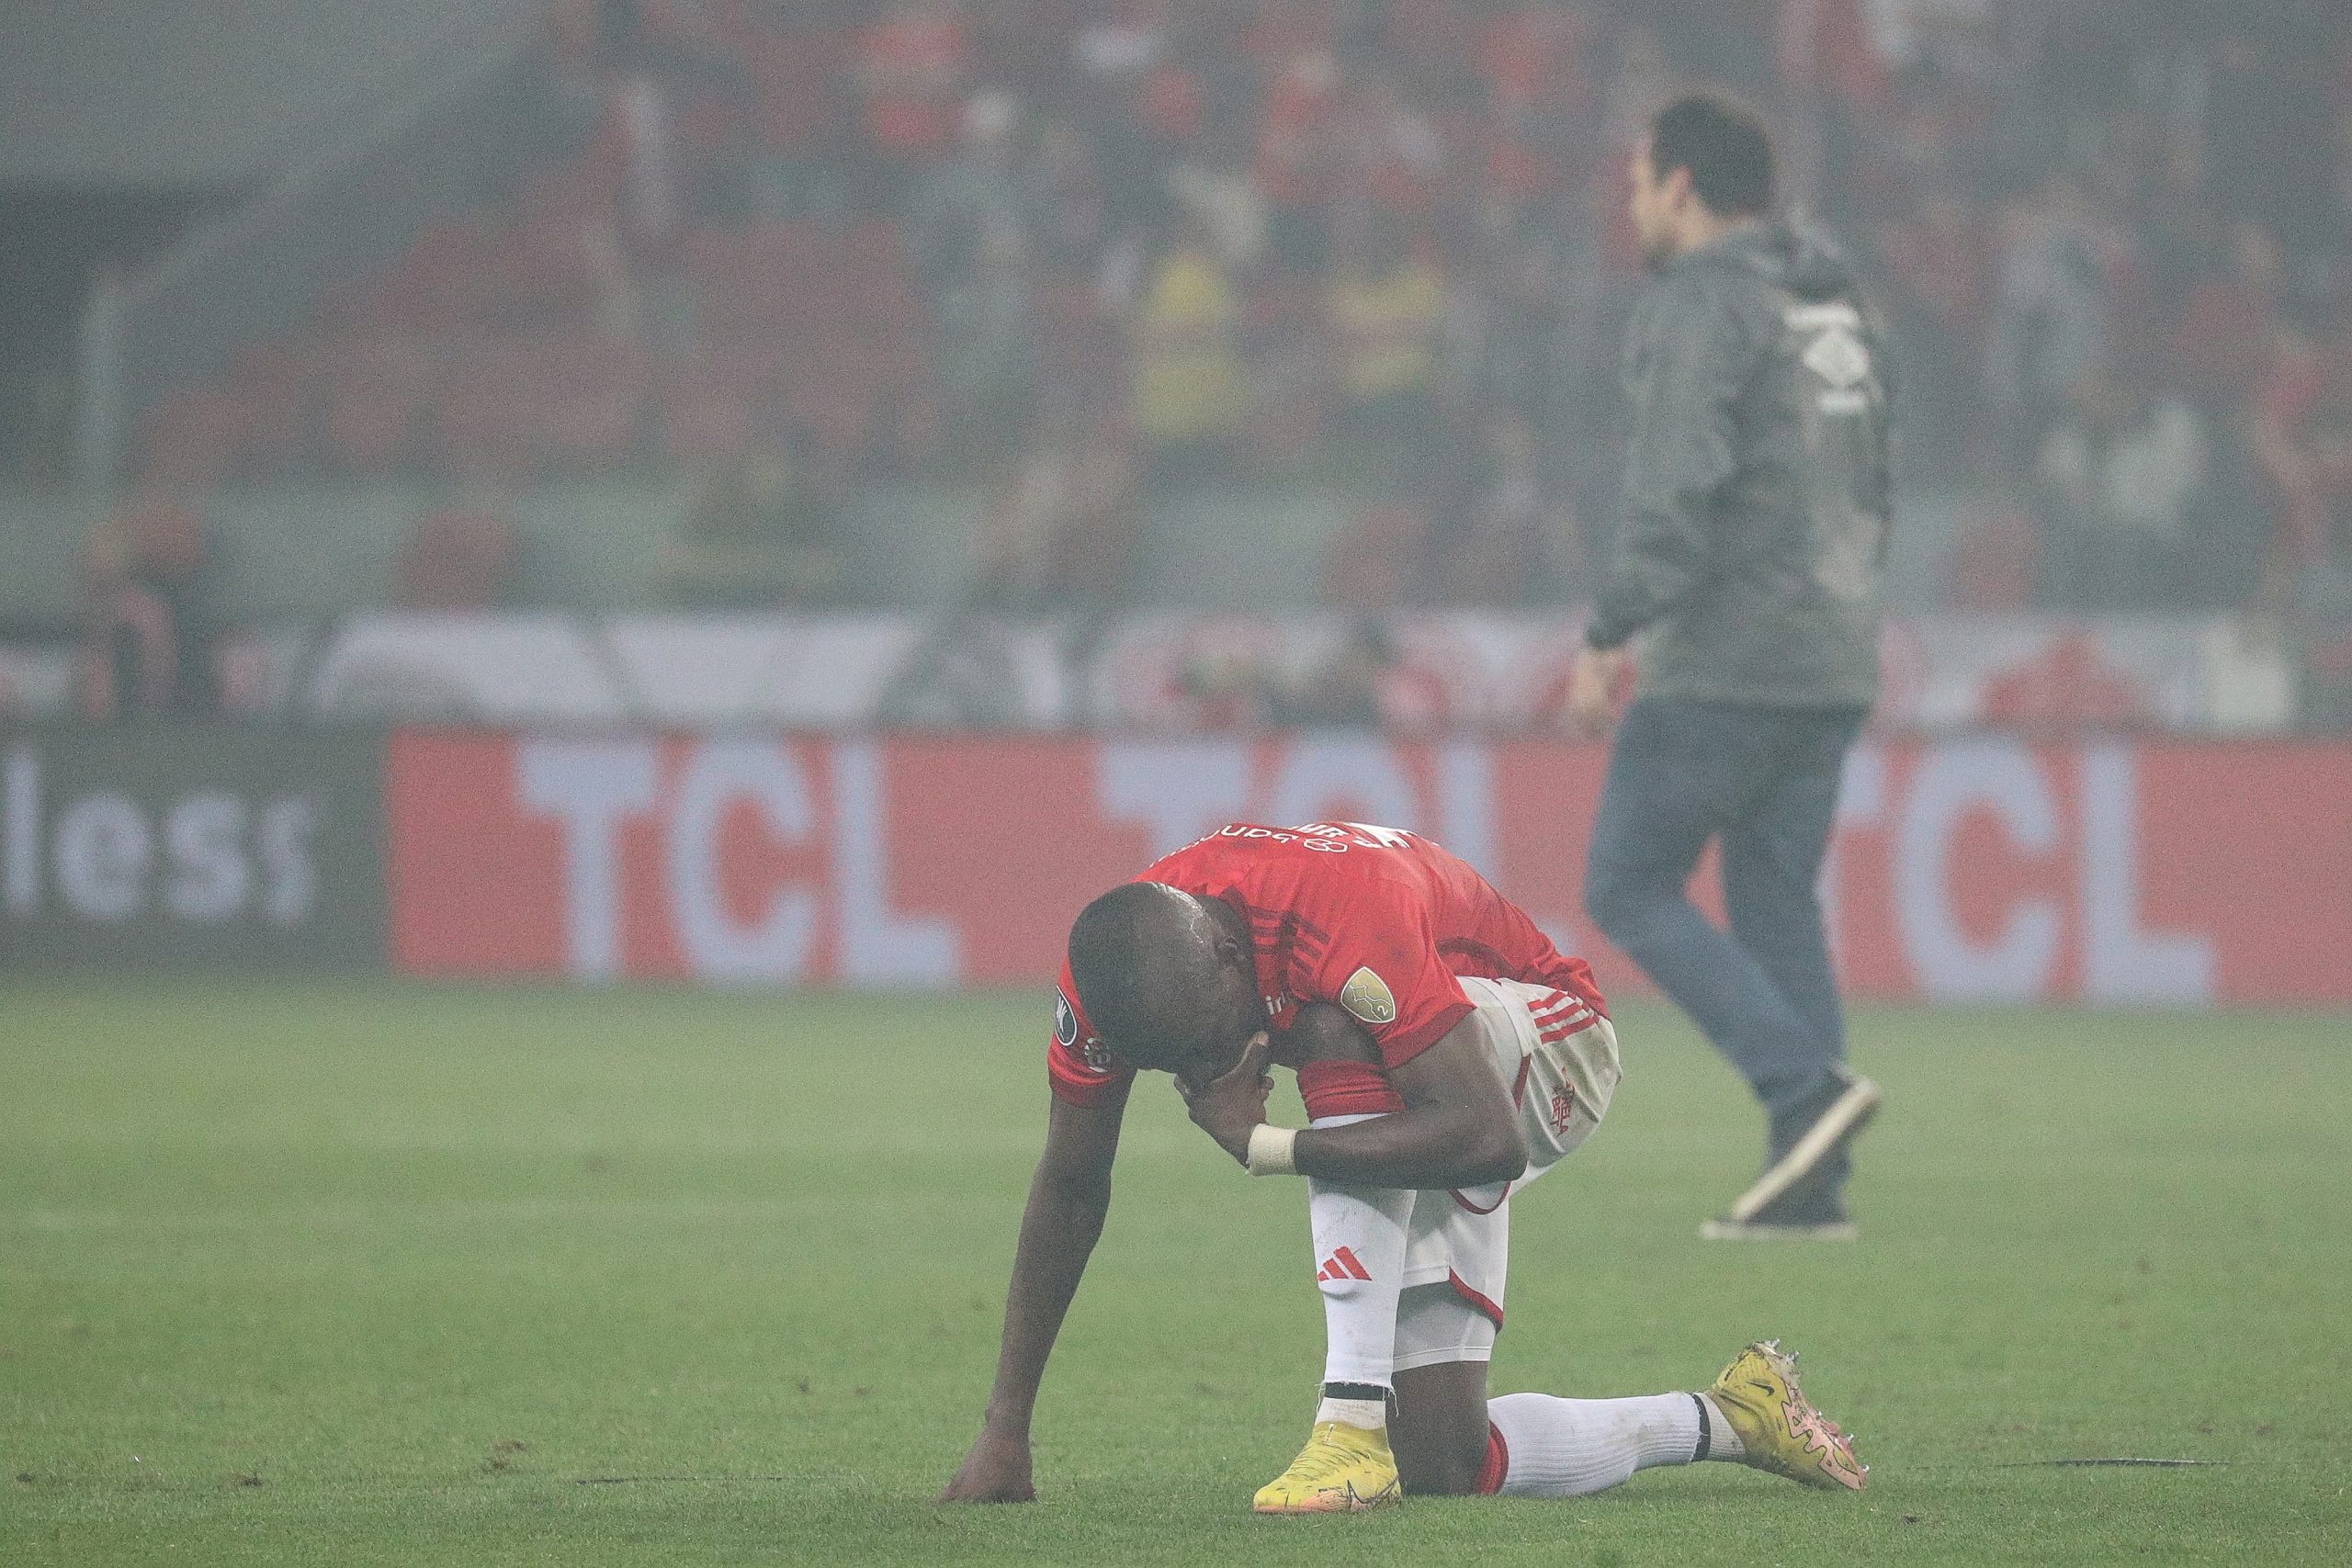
[1339,966,1398,1026]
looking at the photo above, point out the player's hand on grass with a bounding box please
[1175,1032,1274,1165]
[939,1428,1035,1504]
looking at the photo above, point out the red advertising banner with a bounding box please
[387,731,2352,1005]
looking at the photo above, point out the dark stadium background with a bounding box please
[3,6,2349,1565]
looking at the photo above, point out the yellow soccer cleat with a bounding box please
[1251,1420,1403,1514]
[1708,1340,1868,1491]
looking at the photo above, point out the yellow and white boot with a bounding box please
[1251,1420,1403,1514]
[1706,1340,1868,1491]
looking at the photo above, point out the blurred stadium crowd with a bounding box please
[16,0,2352,728]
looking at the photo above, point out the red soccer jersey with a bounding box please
[1047,822,1606,1106]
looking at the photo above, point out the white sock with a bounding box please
[1486,1392,1710,1498]
[1305,1112,1413,1402]
[1315,1396,1387,1430]
[1698,1392,1743,1460]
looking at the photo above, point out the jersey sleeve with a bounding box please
[1046,960,1133,1106]
[1291,874,1474,1070]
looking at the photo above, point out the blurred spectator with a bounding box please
[1253,44,1342,273]
[77,500,210,719]
[858,0,969,200]
[908,92,1029,287]
[1877,192,1994,477]
[397,501,522,610]
[2173,222,2286,416]
[910,93,1039,461]
[732,0,857,223]
[658,447,846,607]
[1274,620,1398,728]
[1325,217,1448,477]
[1985,175,2127,453]
[1125,209,1247,485]
[1422,408,1578,606]
[2251,320,2352,606]
[973,404,1138,611]
[2032,364,2209,609]
[2202,24,2343,253]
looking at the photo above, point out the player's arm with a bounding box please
[1185,1012,1521,1190]
[940,1080,1130,1504]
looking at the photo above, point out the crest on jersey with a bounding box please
[1339,966,1398,1027]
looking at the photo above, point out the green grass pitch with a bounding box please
[5,981,2348,1566]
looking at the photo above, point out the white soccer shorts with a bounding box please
[1391,976,1621,1371]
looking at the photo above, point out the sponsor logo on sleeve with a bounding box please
[1339,966,1398,1027]
[1057,986,1114,1073]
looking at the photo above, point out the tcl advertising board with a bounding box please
[385,732,2352,1006]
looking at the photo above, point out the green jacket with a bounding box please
[1588,217,1893,711]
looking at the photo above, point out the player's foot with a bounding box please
[1251,1421,1402,1514]
[1725,1067,1880,1226]
[1707,1340,1867,1491]
[1701,1186,1858,1241]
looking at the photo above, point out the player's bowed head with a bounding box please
[1068,882,1281,1156]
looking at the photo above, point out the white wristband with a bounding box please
[1246,1123,1299,1176]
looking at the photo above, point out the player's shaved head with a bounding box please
[1068,882,1236,1075]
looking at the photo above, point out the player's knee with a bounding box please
[1287,1001,1381,1066]
[1396,1438,1487,1496]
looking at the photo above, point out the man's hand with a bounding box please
[939,1428,1035,1504]
[1566,645,1629,736]
[1176,1032,1274,1165]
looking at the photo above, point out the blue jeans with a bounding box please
[1584,699,1865,1128]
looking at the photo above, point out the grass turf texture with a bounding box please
[4,983,2348,1566]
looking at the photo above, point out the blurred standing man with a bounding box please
[1568,94,1891,1240]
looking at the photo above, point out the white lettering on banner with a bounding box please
[1268,739,1417,837]
[54,792,151,923]
[2,745,320,931]
[1098,741,1251,856]
[668,740,817,983]
[258,798,316,928]
[1894,740,2061,999]
[2080,746,2215,1003]
[831,741,959,986]
[164,794,248,921]
[6,745,38,914]
[1435,743,1498,883]
[519,739,661,981]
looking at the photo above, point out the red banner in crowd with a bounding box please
[387,731,2352,1005]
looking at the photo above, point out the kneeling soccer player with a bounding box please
[939,820,1865,1511]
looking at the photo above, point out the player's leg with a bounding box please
[1290,1005,1411,1417]
[1388,1288,1758,1499]
[1583,701,1835,1122]
[1715,707,1879,1227]
[1389,1355,1493,1495]
[1252,1009,1417,1512]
